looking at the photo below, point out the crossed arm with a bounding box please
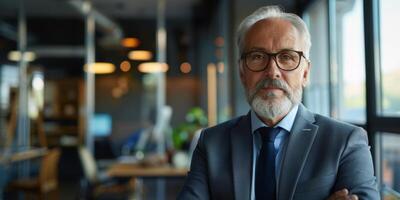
[326,127,380,200]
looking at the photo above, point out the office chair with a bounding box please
[78,146,135,200]
[7,148,61,199]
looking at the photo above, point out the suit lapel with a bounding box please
[277,105,319,200]
[231,113,253,200]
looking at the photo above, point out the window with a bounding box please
[377,1,400,197]
[303,0,330,117]
[304,0,400,198]
[379,0,400,116]
[304,0,366,123]
[335,0,366,123]
[378,132,400,196]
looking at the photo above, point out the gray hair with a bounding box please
[236,6,311,58]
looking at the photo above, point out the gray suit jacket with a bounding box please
[178,105,379,200]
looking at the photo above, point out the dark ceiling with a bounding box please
[0,0,201,19]
[0,0,301,78]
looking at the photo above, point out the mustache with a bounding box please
[255,78,290,94]
[249,78,291,102]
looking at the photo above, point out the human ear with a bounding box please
[302,62,311,87]
[239,61,246,85]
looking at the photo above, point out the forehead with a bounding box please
[243,18,302,52]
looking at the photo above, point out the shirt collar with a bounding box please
[251,104,299,134]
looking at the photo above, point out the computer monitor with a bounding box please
[90,113,112,137]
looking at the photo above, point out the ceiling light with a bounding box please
[121,37,140,48]
[120,60,131,72]
[8,51,36,62]
[128,50,153,61]
[138,62,168,73]
[84,62,115,74]
[180,62,192,73]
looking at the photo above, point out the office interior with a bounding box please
[0,0,399,199]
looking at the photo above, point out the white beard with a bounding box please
[251,92,295,120]
[246,78,303,120]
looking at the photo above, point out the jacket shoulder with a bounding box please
[200,116,245,141]
[314,114,361,130]
[313,113,366,140]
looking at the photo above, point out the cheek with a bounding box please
[283,73,303,90]
[241,70,252,84]
[245,73,263,89]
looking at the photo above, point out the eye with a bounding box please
[278,53,294,61]
[277,50,298,62]
[248,52,265,61]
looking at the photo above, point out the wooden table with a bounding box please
[107,163,188,178]
[0,148,48,164]
[107,163,188,200]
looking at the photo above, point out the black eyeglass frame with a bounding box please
[240,49,309,72]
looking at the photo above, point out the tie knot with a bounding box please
[257,127,279,142]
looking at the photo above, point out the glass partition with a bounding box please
[379,0,400,116]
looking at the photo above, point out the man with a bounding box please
[178,6,379,200]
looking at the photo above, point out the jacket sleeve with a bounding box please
[177,130,210,200]
[334,127,380,199]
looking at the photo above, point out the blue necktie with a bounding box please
[255,127,279,200]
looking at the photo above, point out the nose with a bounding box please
[263,56,281,79]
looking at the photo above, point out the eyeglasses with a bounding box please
[241,49,308,72]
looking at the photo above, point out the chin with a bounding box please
[251,94,293,120]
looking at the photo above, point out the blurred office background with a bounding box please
[0,0,399,199]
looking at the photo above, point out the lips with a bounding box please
[261,85,285,92]
[261,80,288,93]
[262,86,282,90]
[260,87,285,96]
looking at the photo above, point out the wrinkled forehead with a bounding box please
[243,18,304,53]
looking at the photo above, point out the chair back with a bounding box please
[78,146,98,183]
[39,148,61,192]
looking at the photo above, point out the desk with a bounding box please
[107,163,188,178]
[107,163,188,200]
[0,148,48,164]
